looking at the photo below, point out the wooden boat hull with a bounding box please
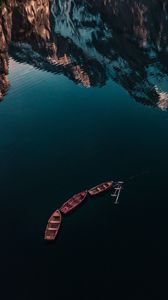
[44,210,62,241]
[88,181,113,196]
[60,190,88,215]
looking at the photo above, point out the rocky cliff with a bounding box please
[0,0,54,99]
[12,0,51,49]
[1,0,168,109]
[0,0,14,99]
[52,0,168,109]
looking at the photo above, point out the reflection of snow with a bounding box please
[154,85,168,111]
[52,0,77,35]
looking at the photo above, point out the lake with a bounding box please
[1,1,168,299]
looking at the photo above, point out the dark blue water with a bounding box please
[1,1,168,299]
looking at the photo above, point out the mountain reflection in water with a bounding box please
[1,0,168,109]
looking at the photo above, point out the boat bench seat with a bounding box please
[50,221,60,224]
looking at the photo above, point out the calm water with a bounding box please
[1,1,168,299]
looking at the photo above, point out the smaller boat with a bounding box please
[88,181,113,196]
[60,191,88,214]
[44,210,62,241]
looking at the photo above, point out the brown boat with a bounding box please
[60,190,88,215]
[88,181,113,196]
[44,210,62,241]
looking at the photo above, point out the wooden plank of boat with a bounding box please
[60,190,88,215]
[44,210,62,241]
[88,181,113,196]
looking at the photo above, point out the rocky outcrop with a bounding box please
[12,0,52,51]
[0,0,15,99]
[0,0,54,99]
